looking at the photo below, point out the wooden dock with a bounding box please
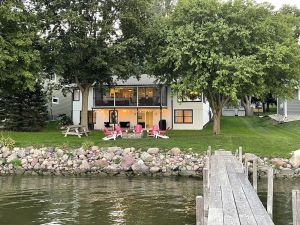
[206,150,274,225]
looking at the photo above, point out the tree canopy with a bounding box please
[33,0,153,128]
[0,0,40,95]
[148,0,300,134]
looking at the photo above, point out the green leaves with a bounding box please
[0,0,40,94]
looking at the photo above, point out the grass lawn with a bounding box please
[1,116,300,157]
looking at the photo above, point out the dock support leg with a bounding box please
[203,168,209,215]
[267,167,273,219]
[207,146,211,158]
[196,196,204,225]
[252,158,258,192]
[238,146,243,163]
[244,159,248,177]
[293,190,300,225]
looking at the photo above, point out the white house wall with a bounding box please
[172,94,207,130]
[72,88,94,125]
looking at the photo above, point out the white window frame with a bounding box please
[52,97,59,104]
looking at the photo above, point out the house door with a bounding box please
[146,111,153,129]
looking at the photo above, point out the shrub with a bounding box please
[0,133,16,149]
[57,114,73,128]
[10,159,21,167]
[60,143,70,150]
[81,141,94,150]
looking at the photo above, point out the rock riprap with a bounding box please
[0,147,299,177]
[0,146,205,176]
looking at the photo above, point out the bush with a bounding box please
[10,159,21,167]
[57,114,73,128]
[0,134,16,149]
[81,141,94,150]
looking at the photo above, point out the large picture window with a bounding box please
[174,109,193,124]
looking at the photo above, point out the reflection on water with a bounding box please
[0,176,299,225]
[0,176,201,225]
[258,178,300,225]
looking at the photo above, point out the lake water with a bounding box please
[0,176,299,225]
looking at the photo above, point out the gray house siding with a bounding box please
[277,89,300,117]
[48,90,72,120]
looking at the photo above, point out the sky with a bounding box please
[255,0,300,9]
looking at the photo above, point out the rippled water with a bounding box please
[0,176,299,225]
[0,176,200,225]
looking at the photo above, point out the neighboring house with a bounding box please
[277,88,300,121]
[222,103,245,117]
[46,74,73,120]
[72,75,211,130]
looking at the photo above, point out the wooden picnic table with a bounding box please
[63,125,89,138]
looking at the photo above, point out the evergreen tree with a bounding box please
[0,83,47,131]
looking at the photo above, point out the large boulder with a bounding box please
[271,158,285,167]
[147,148,160,155]
[168,148,181,156]
[132,160,149,172]
[120,154,136,170]
[290,150,300,168]
[79,160,91,171]
[149,166,160,173]
[140,152,153,162]
[95,159,109,168]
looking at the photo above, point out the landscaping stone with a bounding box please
[168,148,181,156]
[289,150,300,168]
[147,148,160,155]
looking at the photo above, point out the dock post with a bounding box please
[292,190,300,225]
[238,146,243,163]
[253,158,258,192]
[203,168,209,214]
[207,146,211,158]
[244,159,248,177]
[235,149,238,158]
[267,167,273,219]
[196,196,204,225]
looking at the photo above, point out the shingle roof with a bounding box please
[113,74,158,86]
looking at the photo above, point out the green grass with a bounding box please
[1,116,300,157]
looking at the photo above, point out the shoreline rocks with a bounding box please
[0,146,300,178]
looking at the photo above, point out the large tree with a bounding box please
[0,0,41,95]
[33,0,152,128]
[148,0,300,134]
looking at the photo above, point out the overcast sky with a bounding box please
[255,0,300,9]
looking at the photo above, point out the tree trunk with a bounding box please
[242,96,253,116]
[212,109,222,135]
[80,86,90,129]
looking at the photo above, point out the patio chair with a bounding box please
[114,124,123,137]
[102,128,117,140]
[102,132,117,141]
[134,124,143,134]
[147,125,159,137]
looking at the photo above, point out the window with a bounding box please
[73,89,80,101]
[52,97,59,104]
[174,109,193,124]
[49,74,57,82]
[177,91,202,102]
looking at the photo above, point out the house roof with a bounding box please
[113,74,159,86]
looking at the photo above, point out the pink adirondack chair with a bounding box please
[102,128,117,141]
[134,124,143,133]
[114,124,123,137]
[147,125,159,137]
